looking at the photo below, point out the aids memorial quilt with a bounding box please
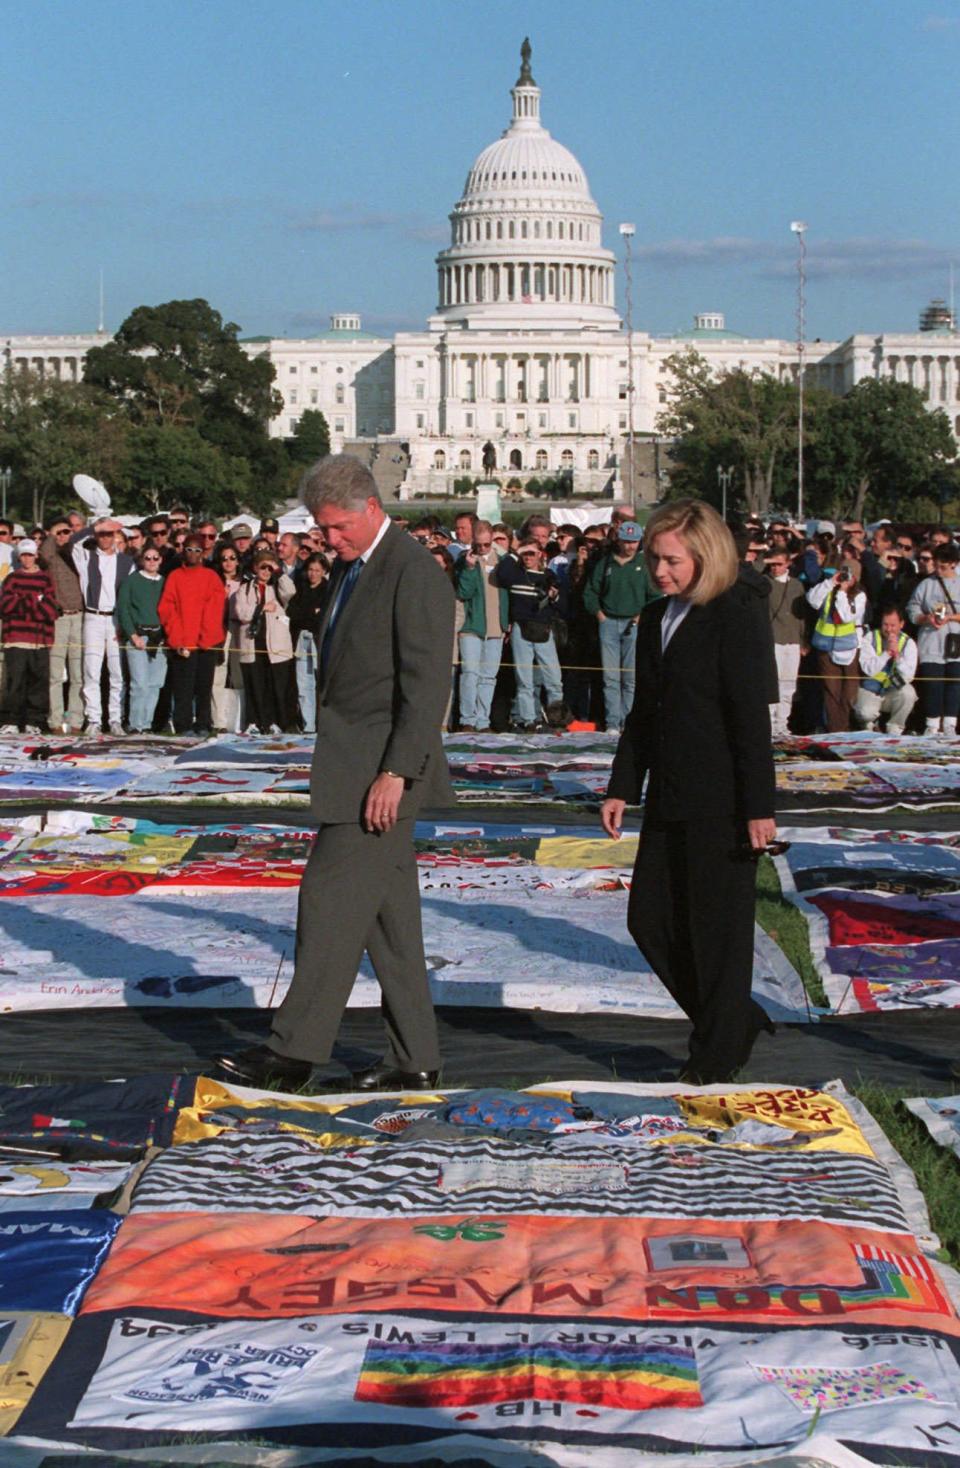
[0,816,806,1019]
[775,827,960,1013]
[904,1094,960,1162]
[0,728,957,813]
[6,1079,960,1462]
[0,1074,186,1158]
[0,1159,136,1213]
[775,761,960,813]
[789,732,960,767]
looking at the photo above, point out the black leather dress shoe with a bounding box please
[212,1043,312,1089]
[349,1062,441,1093]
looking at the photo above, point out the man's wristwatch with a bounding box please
[381,770,404,780]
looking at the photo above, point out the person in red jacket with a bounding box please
[157,534,226,735]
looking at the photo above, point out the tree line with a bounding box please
[0,298,330,525]
[656,349,958,522]
[5,304,957,526]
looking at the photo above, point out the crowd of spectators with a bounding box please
[736,513,960,736]
[0,498,956,740]
[0,509,329,737]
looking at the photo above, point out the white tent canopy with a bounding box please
[549,503,613,530]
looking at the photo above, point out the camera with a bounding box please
[137,624,164,660]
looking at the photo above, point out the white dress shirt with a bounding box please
[661,595,693,649]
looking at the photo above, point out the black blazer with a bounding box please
[606,583,776,823]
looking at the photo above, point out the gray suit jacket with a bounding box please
[310,522,456,824]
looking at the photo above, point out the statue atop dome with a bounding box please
[516,37,535,87]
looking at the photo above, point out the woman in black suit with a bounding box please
[601,499,778,1084]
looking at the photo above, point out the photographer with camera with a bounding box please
[233,549,297,734]
[907,540,960,736]
[116,546,167,733]
[806,557,867,731]
[495,537,567,732]
[854,607,918,735]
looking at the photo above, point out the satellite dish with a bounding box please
[72,473,111,514]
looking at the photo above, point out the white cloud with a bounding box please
[286,206,443,242]
[633,235,955,282]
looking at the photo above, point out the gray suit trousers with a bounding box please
[269,818,440,1072]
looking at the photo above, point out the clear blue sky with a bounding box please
[4,0,959,344]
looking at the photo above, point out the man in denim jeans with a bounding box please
[453,520,508,731]
[496,538,565,732]
[583,520,658,733]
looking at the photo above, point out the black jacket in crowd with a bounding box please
[287,579,329,643]
[494,554,567,623]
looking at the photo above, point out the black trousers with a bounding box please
[627,815,767,1075]
[167,648,216,733]
[1,647,50,728]
[242,658,298,732]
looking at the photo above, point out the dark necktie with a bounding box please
[320,557,362,677]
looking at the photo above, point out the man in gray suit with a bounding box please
[214,455,455,1091]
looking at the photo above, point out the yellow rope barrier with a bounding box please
[12,641,960,679]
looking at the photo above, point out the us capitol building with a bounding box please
[6,41,960,502]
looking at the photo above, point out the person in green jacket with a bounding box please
[453,519,510,731]
[583,520,659,732]
[116,548,166,732]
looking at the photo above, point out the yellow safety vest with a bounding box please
[811,590,857,657]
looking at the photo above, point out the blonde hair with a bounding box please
[644,498,738,605]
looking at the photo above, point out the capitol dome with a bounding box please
[435,41,619,329]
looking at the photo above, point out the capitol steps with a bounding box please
[341,438,410,501]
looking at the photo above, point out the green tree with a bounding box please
[807,377,956,521]
[84,298,287,512]
[84,298,281,431]
[0,370,128,526]
[656,350,799,515]
[120,423,253,517]
[287,409,330,465]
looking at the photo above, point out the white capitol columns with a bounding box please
[439,258,614,309]
[439,349,592,403]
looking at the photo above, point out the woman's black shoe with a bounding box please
[679,1014,777,1087]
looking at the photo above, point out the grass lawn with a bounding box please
[756,853,827,1008]
[855,1080,960,1268]
[756,856,960,1267]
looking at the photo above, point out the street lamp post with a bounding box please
[716,464,733,522]
[619,222,636,507]
[790,220,808,523]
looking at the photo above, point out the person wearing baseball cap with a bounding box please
[228,522,255,573]
[582,519,659,734]
[260,517,280,547]
[0,538,59,734]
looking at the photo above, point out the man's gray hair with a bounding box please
[300,455,381,515]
